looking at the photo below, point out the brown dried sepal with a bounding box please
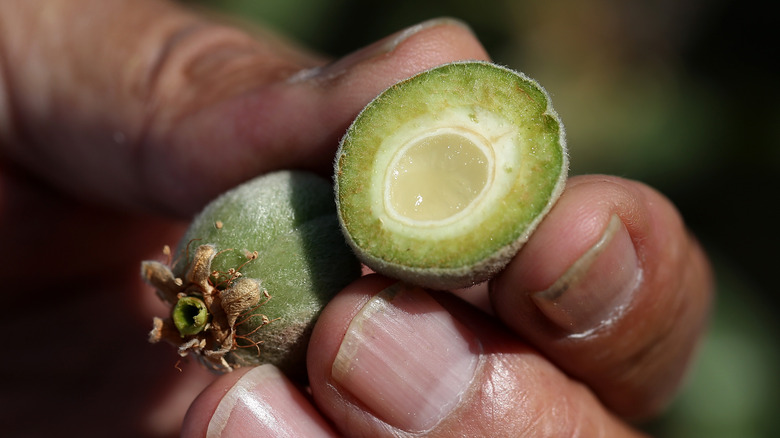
[142,243,268,372]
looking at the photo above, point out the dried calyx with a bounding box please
[144,244,269,372]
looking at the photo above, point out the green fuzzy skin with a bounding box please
[175,171,361,376]
[335,61,568,290]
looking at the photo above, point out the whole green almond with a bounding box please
[143,171,361,378]
[335,61,568,290]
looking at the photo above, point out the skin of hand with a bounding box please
[0,1,713,437]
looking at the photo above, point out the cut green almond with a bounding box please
[335,61,568,290]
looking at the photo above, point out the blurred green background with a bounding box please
[186,0,779,436]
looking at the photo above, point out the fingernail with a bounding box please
[332,283,480,432]
[207,365,336,438]
[288,17,473,83]
[531,214,642,337]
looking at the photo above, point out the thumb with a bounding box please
[1,0,487,216]
[304,276,646,437]
[181,276,646,437]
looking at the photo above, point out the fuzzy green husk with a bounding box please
[145,171,361,378]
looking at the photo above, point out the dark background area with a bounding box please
[187,1,780,436]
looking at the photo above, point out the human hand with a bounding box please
[0,1,712,436]
[0,1,487,436]
[182,174,713,437]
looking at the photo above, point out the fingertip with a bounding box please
[181,365,337,438]
[181,367,251,438]
[298,17,489,86]
[368,16,491,80]
[300,16,491,137]
[289,17,492,174]
[490,175,713,418]
[307,274,395,386]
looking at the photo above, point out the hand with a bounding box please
[183,175,712,437]
[0,1,712,437]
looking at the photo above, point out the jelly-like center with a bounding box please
[386,132,491,224]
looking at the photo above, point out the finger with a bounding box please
[490,175,714,419]
[305,275,646,437]
[182,364,339,438]
[1,0,488,217]
[141,16,487,217]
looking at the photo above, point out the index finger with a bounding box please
[0,0,488,217]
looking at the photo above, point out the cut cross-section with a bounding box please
[335,61,568,289]
[385,129,493,225]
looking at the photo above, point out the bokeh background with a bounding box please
[186,1,779,436]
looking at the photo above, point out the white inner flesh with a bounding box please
[385,128,494,226]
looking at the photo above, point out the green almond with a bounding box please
[144,171,361,377]
[335,61,568,289]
